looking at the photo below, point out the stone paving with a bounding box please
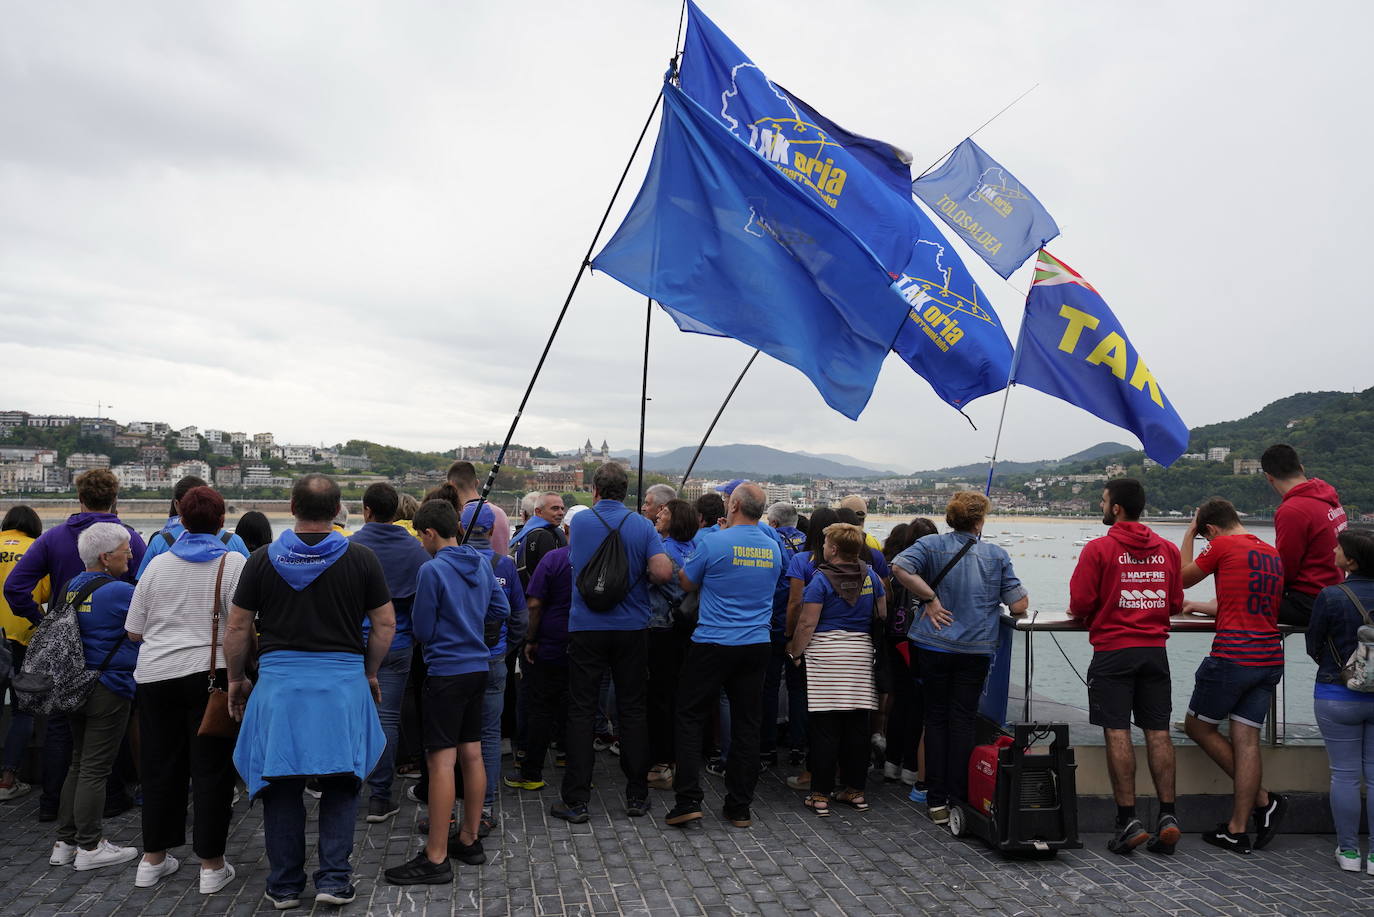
[0,752,1364,916]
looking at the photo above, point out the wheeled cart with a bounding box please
[947,723,1083,857]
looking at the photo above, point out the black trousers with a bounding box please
[137,671,238,857]
[809,709,870,795]
[918,649,990,808]
[562,630,650,806]
[646,627,687,764]
[521,657,569,781]
[883,640,923,770]
[673,641,770,812]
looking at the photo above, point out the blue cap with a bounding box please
[461,501,496,534]
[715,478,746,495]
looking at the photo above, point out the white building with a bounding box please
[175,432,201,451]
[240,443,263,461]
[229,432,248,445]
[283,445,315,465]
[243,465,272,485]
[202,429,225,444]
[253,432,275,447]
[170,460,212,481]
[66,453,111,472]
[1207,447,1231,462]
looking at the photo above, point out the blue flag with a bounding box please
[1013,251,1188,465]
[678,1,1012,408]
[914,138,1061,279]
[591,84,911,420]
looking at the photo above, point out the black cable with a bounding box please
[1049,632,1088,687]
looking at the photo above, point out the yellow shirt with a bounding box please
[864,531,881,552]
[0,529,50,645]
[392,519,420,538]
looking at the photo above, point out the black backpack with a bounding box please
[576,508,635,613]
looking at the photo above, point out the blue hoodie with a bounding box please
[3,512,147,623]
[64,571,139,699]
[349,522,431,650]
[135,516,248,579]
[412,545,510,677]
[467,535,528,658]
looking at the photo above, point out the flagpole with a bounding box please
[678,349,760,490]
[461,87,665,543]
[913,83,1040,181]
[636,297,652,509]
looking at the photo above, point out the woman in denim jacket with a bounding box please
[891,492,1028,827]
[1305,528,1374,872]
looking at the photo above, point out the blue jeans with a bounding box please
[366,644,412,801]
[482,656,507,810]
[261,776,359,897]
[1314,697,1374,851]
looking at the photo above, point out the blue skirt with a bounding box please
[233,650,385,798]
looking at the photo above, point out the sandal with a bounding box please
[832,789,869,811]
[804,793,831,817]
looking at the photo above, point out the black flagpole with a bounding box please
[678,349,760,490]
[636,297,652,509]
[461,88,665,543]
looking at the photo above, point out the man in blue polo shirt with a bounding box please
[666,482,782,829]
[551,464,671,824]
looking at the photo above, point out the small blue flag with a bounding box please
[914,138,1061,279]
[678,1,1012,408]
[1013,251,1188,466]
[591,84,912,421]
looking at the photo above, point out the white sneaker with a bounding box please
[50,841,77,866]
[135,855,180,887]
[74,839,138,871]
[199,860,236,894]
[1337,848,1361,872]
[1367,851,1374,875]
[0,779,32,801]
[900,769,920,786]
[882,761,900,781]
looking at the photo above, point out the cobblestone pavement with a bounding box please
[0,754,1362,916]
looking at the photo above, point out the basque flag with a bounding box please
[1013,251,1189,466]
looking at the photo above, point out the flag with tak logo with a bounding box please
[678,1,1012,408]
[1013,251,1188,466]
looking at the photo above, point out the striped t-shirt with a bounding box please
[126,551,247,684]
[1195,533,1284,667]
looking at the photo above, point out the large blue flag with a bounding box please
[1013,251,1189,465]
[914,138,1061,279]
[678,1,1012,408]
[591,84,911,420]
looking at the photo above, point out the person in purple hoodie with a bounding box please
[4,469,146,821]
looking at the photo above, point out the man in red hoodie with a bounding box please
[1260,444,1347,626]
[1068,478,1184,856]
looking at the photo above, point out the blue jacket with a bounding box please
[1307,574,1374,696]
[65,571,139,699]
[412,546,510,677]
[349,522,430,650]
[135,516,249,580]
[894,531,1026,655]
[469,536,527,657]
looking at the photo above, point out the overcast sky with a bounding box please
[2,1,1368,473]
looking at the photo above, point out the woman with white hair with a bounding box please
[49,522,140,872]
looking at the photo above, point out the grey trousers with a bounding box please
[56,682,131,849]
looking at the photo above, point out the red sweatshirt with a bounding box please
[1068,521,1183,652]
[1274,478,1347,597]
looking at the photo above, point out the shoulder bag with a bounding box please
[197,556,239,738]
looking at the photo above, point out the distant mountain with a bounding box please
[795,450,898,474]
[915,441,1134,480]
[615,443,898,478]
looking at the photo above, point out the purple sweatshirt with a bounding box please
[3,512,146,623]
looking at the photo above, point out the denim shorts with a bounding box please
[1188,656,1283,728]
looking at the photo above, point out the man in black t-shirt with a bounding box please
[226,474,395,909]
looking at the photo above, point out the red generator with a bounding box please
[948,723,1082,857]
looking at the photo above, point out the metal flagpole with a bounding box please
[460,88,666,543]
[636,297,652,509]
[983,300,1031,496]
[678,349,760,490]
[913,84,1040,181]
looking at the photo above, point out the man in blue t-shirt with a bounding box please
[665,483,781,830]
[552,464,671,824]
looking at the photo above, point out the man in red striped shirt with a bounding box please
[1181,497,1287,855]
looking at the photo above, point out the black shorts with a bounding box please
[1087,647,1171,731]
[1277,590,1315,627]
[422,671,487,750]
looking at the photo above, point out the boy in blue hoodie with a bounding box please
[385,500,508,886]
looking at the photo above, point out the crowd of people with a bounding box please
[0,440,1368,906]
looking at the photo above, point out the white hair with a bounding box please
[334,504,350,526]
[78,522,130,567]
[767,502,798,527]
[520,491,543,516]
[644,483,676,507]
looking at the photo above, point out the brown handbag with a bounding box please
[197,556,239,739]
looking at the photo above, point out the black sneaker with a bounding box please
[626,796,650,817]
[1202,823,1252,855]
[385,851,452,885]
[705,758,727,778]
[449,836,486,865]
[788,748,805,767]
[723,806,752,828]
[664,803,703,827]
[760,750,778,768]
[1107,818,1150,854]
[367,796,399,823]
[1253,792,1286,850]
[315,885,356,905]
[1146,814,1181,854]
[550,801,590,824]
